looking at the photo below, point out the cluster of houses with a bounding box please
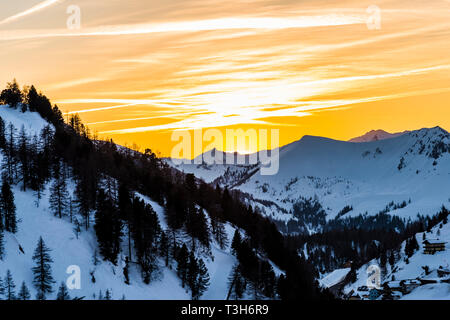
[345,239,448,300]
[347,279,422,300]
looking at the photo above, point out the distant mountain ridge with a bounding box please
[167,126,450,235]
[349,129,410,143]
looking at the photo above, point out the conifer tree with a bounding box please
[74,175,92,230]
[56,281,71,300]
[32,237,55,300]
[187,251,198,296]
[17,281,31,300]
[18,125,30,191]
[0,179,17,233]
[0,277,4,298]
[0,79,23,108]
[176,244,189,288]
[159,231,170,267]
[49,167,69,218]
[187,252,210,300]
[3,123,16,183]
[0,228,4,260]
[185,207,210,250]
[231,230,242,255]
[195,258,210,299]
[3,269,16,300]
[94,189,122,264]
[118,183,132,259]
[227,264,245,300]
[211,217,228,250]
[0,117,6,149]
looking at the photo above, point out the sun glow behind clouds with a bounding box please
[1,0,450,156]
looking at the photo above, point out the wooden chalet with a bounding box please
[423,240,446,254]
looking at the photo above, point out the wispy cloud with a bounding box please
[0,0,63,25]
[99,86,450,134]
[0,14,365,41]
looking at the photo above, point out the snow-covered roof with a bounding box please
[319,268,351,288]
[386,281,402,288]
[403,279,420,285]
[423,239,446,245]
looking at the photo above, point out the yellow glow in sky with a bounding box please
[1,0,449,157]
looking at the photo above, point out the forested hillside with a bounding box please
[0,80,326,300]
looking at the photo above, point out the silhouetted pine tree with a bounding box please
[129,198,160,284]
[18,125,30,191]
[56,281,71,300]
[118,183,133,259]
[159,231,170,267]
[3,270,16,300]
[185,207,210,250]
[32,237,55,300]
[0,79,23,108]
[0,117,6,149]
[211,216,228,250]
[17,281,31,300]
[3,123,16,183]
[94,189,122,264]
[49,166,69,218]
[227,264,245,300]
[176,244,189,288]
[0,228,4,260]
[231,230,242,255]
[188,255,210,300]
[0,180,17,233]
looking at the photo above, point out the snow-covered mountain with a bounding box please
[168,127,450,233]
[348,130,409,143]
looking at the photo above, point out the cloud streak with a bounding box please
[0,0,63,25]
[0,14,365,41]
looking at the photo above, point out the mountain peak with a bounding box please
[349,129,409,143]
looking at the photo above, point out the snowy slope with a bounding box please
[168,127,450,231]
[0,107,242,300]
[0,104,52,134]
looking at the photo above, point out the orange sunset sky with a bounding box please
[1,0,449,157]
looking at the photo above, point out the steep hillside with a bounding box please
[0,106,242,300]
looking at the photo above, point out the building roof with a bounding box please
[423,239,446,245]
[319,268,351,288]
[403,279,421,285]
[386,281,402,288]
